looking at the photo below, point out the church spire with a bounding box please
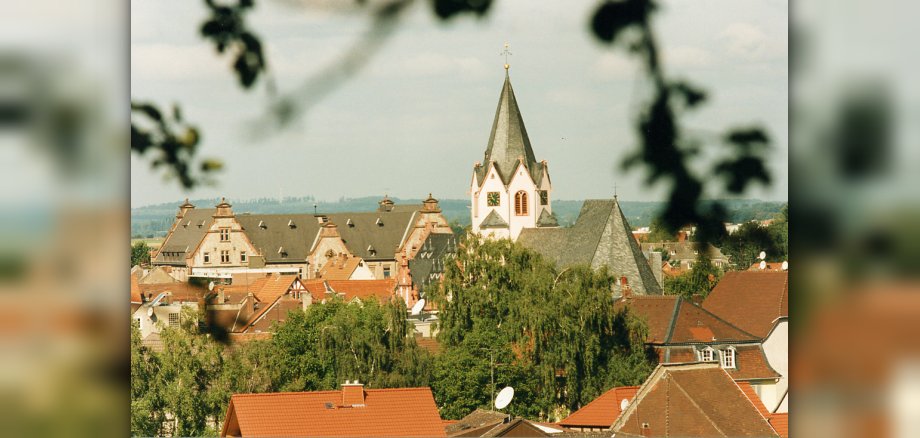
[478,69,541,186]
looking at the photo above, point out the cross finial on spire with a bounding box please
[614,182,618,199]
[501,42,512,70]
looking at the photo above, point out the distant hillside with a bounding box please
[131,196,785,238]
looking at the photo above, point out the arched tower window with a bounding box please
[514,191,528,216]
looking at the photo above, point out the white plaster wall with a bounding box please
[472,165,511,234]
[507,162,538,240]
[350,262,375,280]
[763,319,789,412]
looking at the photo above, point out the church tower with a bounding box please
[470,68,558,240]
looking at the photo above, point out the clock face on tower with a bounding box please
[487,192,500,206]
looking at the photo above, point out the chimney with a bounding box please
[243,292,255,318]
[378,195,395,212]
[302,290,313,311]
[341,381,366,406]
[213,197,234,218]
[176,198,195,219]
[422,193,441,213]
[621,276,632,300]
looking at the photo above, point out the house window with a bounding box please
[539,190,549,205]
[721,348,736,369]
[203,252,211,264]
[240,251,247,263]
[514,191,528,216]
[699,347,715,362]
[383,267,391,278]
[168,312,180,328]
[219,228,230,241]
[487,192,500,206]
[220,250,230,264]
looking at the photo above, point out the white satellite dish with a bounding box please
[781,261,788,271]
[495,386,514,410]
[147,307,154,317]
[620,399,630,411]
[759,260,767,270]
[758,251,766,260]
[208,281,215,291]
[410,299,426,316]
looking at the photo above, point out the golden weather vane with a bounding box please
[500,42,512,70]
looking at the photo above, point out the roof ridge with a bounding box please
[663,297,682,344]
[688,300,761,341]
[668,374,727,436]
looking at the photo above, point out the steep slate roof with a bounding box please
[559,386,639,429]
[536,208,560,227]
[236,213,323,264]
[518,199,662,294]
[155,208,216,265]
[409,233,458,294]
[640,241,728,262]
[221,387,446,437]
[610,363,778,437]
[475,72,544,187]
[328,209,418,261]
[615,295,758,344]
[702,271,789,338]
[478,210,509,229]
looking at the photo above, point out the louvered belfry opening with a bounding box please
[514,191,528,216]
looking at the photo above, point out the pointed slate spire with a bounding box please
[591,197,663,294]
[478,72,542,186]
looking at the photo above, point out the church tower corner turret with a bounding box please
[470,69,557,241]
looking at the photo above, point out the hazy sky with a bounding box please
[131,0,787,208]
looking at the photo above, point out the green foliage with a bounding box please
[646,216,675,242]
[663,252,723,299]
[719,215,788,270]
[429,235,654,421]
[131,241,151,267]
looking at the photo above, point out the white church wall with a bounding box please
[472,164,511,233]
[507,161,538,240]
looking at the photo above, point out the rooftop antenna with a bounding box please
[314,203,318,215]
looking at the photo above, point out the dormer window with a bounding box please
[288,220,296,228]
[258,220,266,229]
[346,218,354,227]
[698,347,715,362]
[278,246,286,257]
[721,347,736,369]
[375,218,383,226]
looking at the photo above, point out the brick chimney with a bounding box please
[621,276,632,300]
[341,380,366,406]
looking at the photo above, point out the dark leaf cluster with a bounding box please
[201,0,266,89]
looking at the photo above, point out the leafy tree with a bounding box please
[720,221,785,270]
[131,241,151,267]
[646,216,675,242]
[663,252,723,299]
[429,234,654,420]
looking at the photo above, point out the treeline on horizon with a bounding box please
[131,196,786,238]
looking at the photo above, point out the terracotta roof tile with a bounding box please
[222,386,445,437]
[130,271,143,304]
[737,381,771,418]
[302,279,397,303]
[703,271,788,338]
[558,386,639,428]
[611,363,778,437]
[318,255,363,280]
[617,295,757,344]
[768,413,788,438]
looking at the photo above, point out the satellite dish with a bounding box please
[146,307,153,317]
[758,251,766,260]
[620,399,630,411]
[208,281,215,291]
[495,386,514,410]
[410,299,426,316]
[781,261,788,271]
[759,260,767,270]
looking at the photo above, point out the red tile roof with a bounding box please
[318,255,364,280]
[664,345,781,381]
[302,279,397,303]
[221,386,445,437]
[130,271,143,304]
[616,295,758,344]
[737,381,770,418]
[611,363,778,437]
[703,271,788,338]
[558,386,639,428]
[768,413,788,438]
